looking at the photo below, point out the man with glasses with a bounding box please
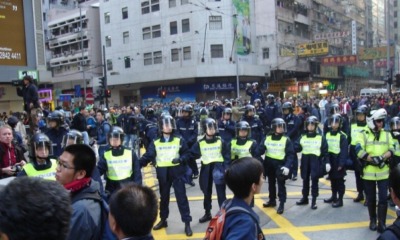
[56,144,103,240]
[355,108,395,233]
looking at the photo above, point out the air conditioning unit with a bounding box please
[81,60,88,65]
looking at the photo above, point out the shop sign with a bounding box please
[320,66,338,78]
[322,80,330,86]
[321,55,357,66]
[375,59,394,68]
[314,31,350,40]
[343,66,369,78]
[358,47,395,60]
[202,82,235,92]
[297,41,329,57]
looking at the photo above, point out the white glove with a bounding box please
[326,163,331,173]
[281,167,289,176]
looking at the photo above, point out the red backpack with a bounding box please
[204,200,257,240]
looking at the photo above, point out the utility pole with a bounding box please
[79,5,86,105]
[103,45,109,109]
[386,0,392,96]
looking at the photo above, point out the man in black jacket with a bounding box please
[71,106,89,144]
[16,75,40,133]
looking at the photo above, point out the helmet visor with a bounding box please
[273,122,287,133]
[160,118,176,132]
[204,122,218,135]
[329,116,342,128]
[34,141,52,158]
[62,135,79,148]
[391,119,400,130]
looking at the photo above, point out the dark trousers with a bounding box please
[330,177,345,199]
[159,177,192,223]
[267,168,287,203]
[203,167,226,210]
[355,170,364,193]
[188,158,199,176]
[302,175,319,198]
[364,179,388,206]
[291,154,299,177]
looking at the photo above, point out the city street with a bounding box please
[142,165,397,240]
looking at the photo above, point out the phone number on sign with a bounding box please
[0,51,22,60]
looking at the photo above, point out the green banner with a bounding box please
[233,0,251,56]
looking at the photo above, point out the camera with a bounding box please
[11,80,23,87]
[12,164,22,173]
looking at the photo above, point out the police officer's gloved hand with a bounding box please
[281,167,289,176]
[172,158,181,164]
[325,163,331,173]
[372,156,384,166]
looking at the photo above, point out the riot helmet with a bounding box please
[30,133,53,160]
[271,118,287,133]
[159,115,176,134]
[182,104,193,117]
[235,121,251,139]
[222,108,232,119]
[282,102,294,115]
[330,104,340,115]
[329,113,343,129]
[62,130,83,148]
[47,110,64,128]
[244,105,256,116]
[202,118,218,136]
[304,116,319,132]
[355,105,368,123]
[108,126,125,147]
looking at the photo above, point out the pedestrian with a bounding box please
[191,118,230,223]
[0,125,26,179]
[355,108,394,233]
[0,177,71,240]
[96,109,112,156]
[17,133,57,180]
[221,157,265,240]
[324,114,348,208]
[45,110,69,157]
[139,115,193,236]
[295,116,328,210]
[259,118,295,214]
[56,144,104,240]
[319,96,327,122]
[108,183,158,240]
[97,126,142,198]
[16,75,40,133]
[70,106,89,145]
[246,82,265,108]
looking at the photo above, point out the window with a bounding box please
[142,27,151,40]
[395,22,398,29]
[122,7,128,19]
[170,21,177,35]
[104,12,110,24]
[144,53,152,65]
[124,56,131,68]
[181,0,189,4]
[106,59,113,70]
[141,1,150,14]
[209,16,222,30]
[152,25,161,38]
[142,0,159,14]
[395,11,397,18]
[169,0,176,7]
[123,31,129,44]
[211,44,223,58]
[182,19,190,33]
[105,36,111,47]
[183,46,191,60]
[262,48,269,59]
[154,51,162,64]
[171,48,179,62]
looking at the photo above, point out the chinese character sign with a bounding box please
[321,55,358,66]
[297,41,329,57]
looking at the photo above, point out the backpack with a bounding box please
[204,199,260,240]
[72,192,116,240]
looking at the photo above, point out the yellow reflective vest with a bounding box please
[23,159,57,180]
[357,129,394,181]
[154,138,180,167]
[300,135,322,156]
[350,123,368,146]
[264,135,287,160]
[199,139,224,165]
[326,132,341,154]
[104,149,133,181]
[230,139,253,160]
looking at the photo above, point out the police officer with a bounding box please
[259,118,295,214]
[242,105,264,145]
[349,105,369,203]
[282,102,302,180]
[230,121,260,161]
[96,109,112,156]
[17,133,57,180]
[390,116,400,169]
[217,108,235,143]
[254,99,268,131]
[324,114,348,208]
[356,108,394,233]
[139,115,193,236]
[97,126,142,197]
[191,118,230,223]
[265,94,280,132]
[323,103,349,136]
[246,82,265,108]
[45,110,68,157]
[295,116,328,210]
[176,104,199,182]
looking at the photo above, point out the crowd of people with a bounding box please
[2,81,400,239]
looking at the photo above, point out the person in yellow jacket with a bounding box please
[17,133,57,180]
[355,108,394,233]
[230,121,260,162]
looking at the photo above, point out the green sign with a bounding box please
[18,70,39,81]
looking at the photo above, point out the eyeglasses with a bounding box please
[56,160,75,170]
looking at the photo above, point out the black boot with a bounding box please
[296,197,309,205]
[353,192,364,202]
[377,204,388,233]
[332,198,343,208]
[277,202,284,214]
[185,222,193,236]
[263,200,277,208]
[311,197,317,210]
[199,211,212,223]
[324,195,337,203]
[153,219,168,230]
[367,202,377,231]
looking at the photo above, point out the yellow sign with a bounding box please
[297,41,329,57]
[358,47,395,60]
[280,47,295,57]
[322,80,330,86]
[267,79,297,92]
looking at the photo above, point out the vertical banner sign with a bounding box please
[351,20,357,55]
[233,0,251,59]
[0,0,27,66]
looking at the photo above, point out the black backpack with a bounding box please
[72,192,116,240]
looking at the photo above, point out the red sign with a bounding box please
[375,60,394,68]
[321,55,358,66]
